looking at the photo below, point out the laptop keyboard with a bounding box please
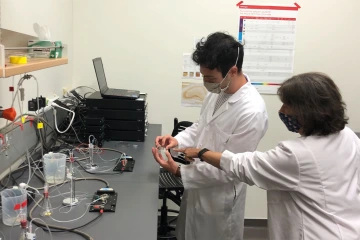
[107,89,125,95]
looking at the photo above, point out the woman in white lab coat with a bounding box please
[152,72,360,240]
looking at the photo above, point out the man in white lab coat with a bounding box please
[154,32,268,240]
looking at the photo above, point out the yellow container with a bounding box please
[9,56,27,64]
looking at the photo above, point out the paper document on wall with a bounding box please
[238,3,300,94]
[181,82,207,107]
[182,53,202,79]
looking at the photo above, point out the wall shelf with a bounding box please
[0,57,68,78]
[0,29,68,78]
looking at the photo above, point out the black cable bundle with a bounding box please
[28,171,110,240]
[57,92,89,145]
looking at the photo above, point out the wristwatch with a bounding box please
[175,165,181,178]
[198,148,210,162]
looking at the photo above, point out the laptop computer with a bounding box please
[92,57,140,99]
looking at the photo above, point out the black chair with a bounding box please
[158,118,193,239]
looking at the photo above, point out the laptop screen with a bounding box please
[93,58,108,93]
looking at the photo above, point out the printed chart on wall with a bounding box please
[182,53,202,79]
[182,49,207,107]
[237,1,301,94]
[181,82,207,107]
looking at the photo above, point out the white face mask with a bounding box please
[203,73,230,94]
[203,47,240,94]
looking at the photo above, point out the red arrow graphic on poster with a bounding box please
[236,1,243,7]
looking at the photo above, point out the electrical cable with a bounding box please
[4,75,23,135]
[10,173,19,186]
[29,218,53,240]
[29,178,108,240]
[0,113,55,136]
[14,74,46,161]
[0,165,12,190]
[49,205,90,223]
[29,202,92,240]
[71,146,127,175]
[55,91,92,145]
[48,213,102,233]
[52,103,75,134]
[71,125,85,144]
[34,171,46,185]
[0,114,54,190]
[71,86,97,92]
[0,120,105,188]
[27,151,47,185]
[83,92,93,98]
[2,134,108,239]
[1,83,111,239]
[11,168,26,182]
[34,170,109,190]
[0,112,56,171]
[26,148,32,185]
[75,160,122,175]
[0,159,42,188]
[2,83,89,179]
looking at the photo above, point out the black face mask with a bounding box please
[278,112,302,133]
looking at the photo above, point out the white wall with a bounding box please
[0,0,73,127]
[73,0,360,218]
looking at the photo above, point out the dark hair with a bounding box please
[278,72,348,136]
[192,32,244,77]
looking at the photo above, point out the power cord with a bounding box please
[52,102,75,134]
[29,177,109,240]
[75,159,123,175]
[74,147,128,175]
[41,210,103,233]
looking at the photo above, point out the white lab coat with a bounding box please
[220,127,360,240]
[174,79,268,240]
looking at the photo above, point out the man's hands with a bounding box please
[152,147,179,175]
[155,135,179,150]
[152,135,202,176]
[153,135,179,176]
